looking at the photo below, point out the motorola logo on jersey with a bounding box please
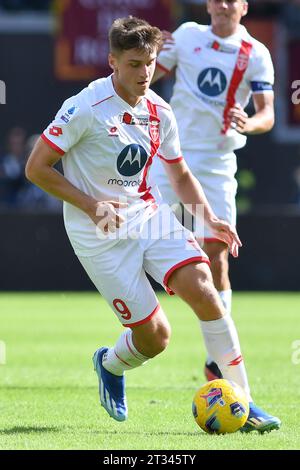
[197,68,227,97]
[117,144,148,177]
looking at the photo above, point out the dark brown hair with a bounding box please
[109,16,162,55]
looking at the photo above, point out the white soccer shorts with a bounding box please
[78,206,209,327]
[151,150,238,240]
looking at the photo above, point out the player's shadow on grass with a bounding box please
[1,426,60,435]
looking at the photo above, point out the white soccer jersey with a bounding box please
[42,75,183,255]
[157,23,274,152]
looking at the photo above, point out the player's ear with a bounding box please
[108,53,118,72]
[206,0,212,15]
[241,1,248,17]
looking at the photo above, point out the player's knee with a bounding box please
[192,279,225,321]
[186,270,223,317]
[187,274,216,308]
[170,262,213,304]
[195,276,218,306]
[210,252,229,278]
[154,322,171,355]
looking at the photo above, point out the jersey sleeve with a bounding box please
[41,95,93,155]
[157,109,183,164]
[249,45,274,94]
[156,22,189,73]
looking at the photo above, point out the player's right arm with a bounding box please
[26,138,97,215]
[25,138,127,232]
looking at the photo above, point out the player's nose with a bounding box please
[219,1,229,9]
[139,66,149,80]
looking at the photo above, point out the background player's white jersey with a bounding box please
[42,76,182,255]
[157,22,274,152]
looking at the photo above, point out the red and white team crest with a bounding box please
[149,117,160,142]
[237,53,249,71]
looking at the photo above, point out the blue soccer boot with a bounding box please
[93,347,128,422]
[240,402,281,433]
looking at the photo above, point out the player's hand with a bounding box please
[159,30,175,53]
[228,103,249,133]
[208,218,242,258]
[89,200,129,234]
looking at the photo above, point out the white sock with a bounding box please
[102,329,149,376]
[201,315,252,401]
[206,289,232,365]
[219,289,232,315]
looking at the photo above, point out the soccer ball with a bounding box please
[192,379,249,434]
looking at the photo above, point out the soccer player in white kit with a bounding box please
[151,0,275,381]
[25,16,280,432]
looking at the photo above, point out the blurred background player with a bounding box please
[25,16,279,433]
[151,0,275,380]
[0,127,27,208]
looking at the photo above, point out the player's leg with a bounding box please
[152,150,236,379]
[167,261,280,433]
[144,214,280,433]
[99,306,171,377]
[202,240,231,379]
[166,261,251,399]
[203,240,230,293]
[168,260,280,432]
[143,213,250,399]
[78,242,170,422]
[191,151,237,379]
[92,305,170,422]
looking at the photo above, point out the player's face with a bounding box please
[109,48,157,107]
[207,0,248,30]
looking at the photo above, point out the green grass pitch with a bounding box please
[0,292,299,450]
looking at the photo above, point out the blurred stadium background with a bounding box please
[0,0,300,292]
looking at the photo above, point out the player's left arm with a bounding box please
[162,158,241,257]
[228,92,274,135]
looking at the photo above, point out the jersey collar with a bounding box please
[107,74,146,112]
[208,24,247,41]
